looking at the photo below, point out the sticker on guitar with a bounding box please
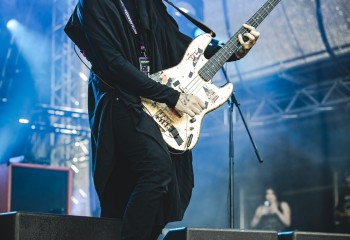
[142,0,282,151]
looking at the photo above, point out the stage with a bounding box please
[1,212,350,240]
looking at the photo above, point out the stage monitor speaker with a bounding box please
[0,163,72,214]
[163,227,278,240]
[0,211,121,240]
[278,231,350,240]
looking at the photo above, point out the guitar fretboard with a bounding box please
[199,0,281,81]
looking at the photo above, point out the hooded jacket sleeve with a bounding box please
[68,0,181,108]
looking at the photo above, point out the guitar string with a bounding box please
[182,75,206,99]
[187,75,205,94]
[181,0,280,95]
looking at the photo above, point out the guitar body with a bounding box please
[142,34,234,151]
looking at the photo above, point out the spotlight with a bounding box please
[78,189,88,198]
[18,118,29,124]
[6,18,50,103]
[79,72,88,81]
[6,19,18,31]
[71,164,80,173]
[178,6,190,15]
[168,0,204,37]
[179,0,203,20]
[71,196,79,205]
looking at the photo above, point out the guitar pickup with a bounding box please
[169,126,184,146]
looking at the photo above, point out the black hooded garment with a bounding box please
[64,0,231,223]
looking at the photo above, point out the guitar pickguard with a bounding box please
[142,34,234,151]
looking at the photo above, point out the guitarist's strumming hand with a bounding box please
[175,93,206,117]
[235,24,260,59]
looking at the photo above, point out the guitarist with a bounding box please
[64,0,259,239]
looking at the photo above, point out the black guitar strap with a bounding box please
[163,0,216,37]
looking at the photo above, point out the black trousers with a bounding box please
[100,98,172,240]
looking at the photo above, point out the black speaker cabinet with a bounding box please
[0,211,121,240]
[163,227,278,240]
[278,231,350,240]
[0,163,72,214]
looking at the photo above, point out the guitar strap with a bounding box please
[162,0,216,37]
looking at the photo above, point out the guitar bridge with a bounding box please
[154,109,184,146]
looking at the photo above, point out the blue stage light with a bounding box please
[6,19,18,31]
[168,0,204,38]
[18,118,30,124]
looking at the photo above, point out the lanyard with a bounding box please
[119,0,147,57]
[119,0,138,34]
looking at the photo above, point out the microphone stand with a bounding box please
[221,67,263,229]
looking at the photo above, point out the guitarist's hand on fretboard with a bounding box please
[235,24,260,59]
[175,93,206,117]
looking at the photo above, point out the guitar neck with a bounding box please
[199,0,282,81]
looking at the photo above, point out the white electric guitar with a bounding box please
[142,0,281,151]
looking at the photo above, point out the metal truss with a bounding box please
[45,0,91,215]
[201,74,350,136]
[51,0,89,109]
[28,103,91,215]
[243,76,350,124]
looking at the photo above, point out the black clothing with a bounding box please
[256,204,287,232]
[65,0,194,218]
[64,0,233,239]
